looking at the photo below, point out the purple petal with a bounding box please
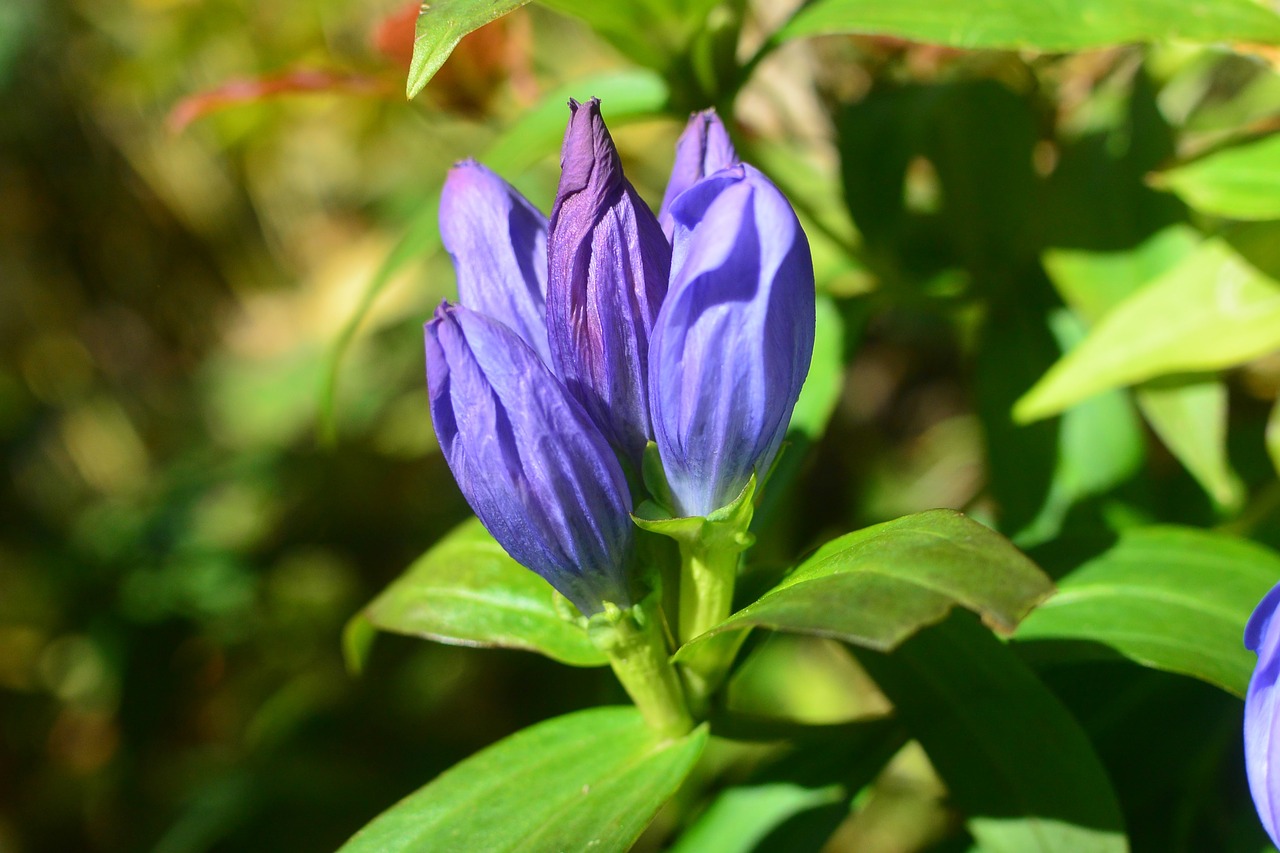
[1247,581,1280,846]
[439,160,551,364]
[547,97,672,467]
[659,109,739,239]
[649,165,815,517]
[425,302,634,615]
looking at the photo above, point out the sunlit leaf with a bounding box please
[676,510,1053,662]
[855,614,1128,853]
[1043,228,1244,509]
[1157,133,1280,220]
[779,0,1280,52]
[1016,236,1280,422]
[406,0,531,99]
[363,517,606,667]
[1015,526,1280,696]
[1135,378,1242,510]
[339,707,707,853]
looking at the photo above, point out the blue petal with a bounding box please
[547,98,671,467]
[659,109,738,239]
[1247,581,1280,846]
[425,302,634,615]
[440,160,551,364]
[649,165,815,517]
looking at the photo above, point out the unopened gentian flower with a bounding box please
[649,164,815,518]
[658,108,738,239]
[546,97,671,466]
[439,160,551,364]
[1245,581,1280,846]
[424,303,634,616]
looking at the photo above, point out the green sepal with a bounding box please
[633,473,758,553]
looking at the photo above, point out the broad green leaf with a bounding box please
[779,0,1280,52]
[320,69,667,439]
[1015,237,1280,422]
[676,510,1053,662]
[1043,227,1243,508]
[407,0,531,100]
[1157,133,1280,220]
[669,782,845,853]
[1015,526,1280,696]
[363,517,606,667]
[1135,378,1243,510]
[855,614,1128,853]
[339,707,707,853]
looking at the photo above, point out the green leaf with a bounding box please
[1135,378,1243,510]
[854,614,1127,853]
[536,0,714,71]
[339,707,708,853]
[676,510,1054,661]
[363,518,607,667]
[407,0,532,100]
[1015,237,1280,422]
[669,782,846,853]
[1043,228,1243,509]
[1157,133,1280,220]
[778,0,1280,52]
[1015,526,1280,696]
[787,295,846,442]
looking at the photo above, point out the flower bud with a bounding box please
[649,164,815,517]
[547,97,671,466]
[425,302,634,615]
[1246,581,1280,846]
[440,160,551,364]
[658,109,738,239]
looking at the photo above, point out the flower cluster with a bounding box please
[425,99,815,617]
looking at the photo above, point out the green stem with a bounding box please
[676,540,743,718]
[677,540,739,645]
[590,599,693,738]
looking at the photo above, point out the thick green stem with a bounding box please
[676,540,744,718]
[677,540,739,645]
[590,599,693,738]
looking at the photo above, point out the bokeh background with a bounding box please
[4,0,1280,851]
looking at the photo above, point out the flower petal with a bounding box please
[440,160,551,364]
[425,302,634,615]
[658,108,738,239]
[649,165,815,517]
[1247,581,1280,846]
[547,97,671,466]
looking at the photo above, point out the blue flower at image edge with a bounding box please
[1247,581,1280,846]
[424,99,815,616]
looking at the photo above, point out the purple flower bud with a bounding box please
[547,97,672,466]
[649,164,815,517]
[425,302,634,615]
[658,109,739,240]
[1246,581,1280,846]
[440,160,551,364]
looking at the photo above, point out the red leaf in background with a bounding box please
[372,1,419,70]
[167,70,393,133]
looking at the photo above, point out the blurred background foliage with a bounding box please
[3,0,1280,851]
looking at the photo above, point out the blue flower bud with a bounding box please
[547,97,672,467]
[424,302,635,615]
[1246,581,1280,846]
[658,109,738,240]
[440,160,551,364]
[649,164,815,517]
